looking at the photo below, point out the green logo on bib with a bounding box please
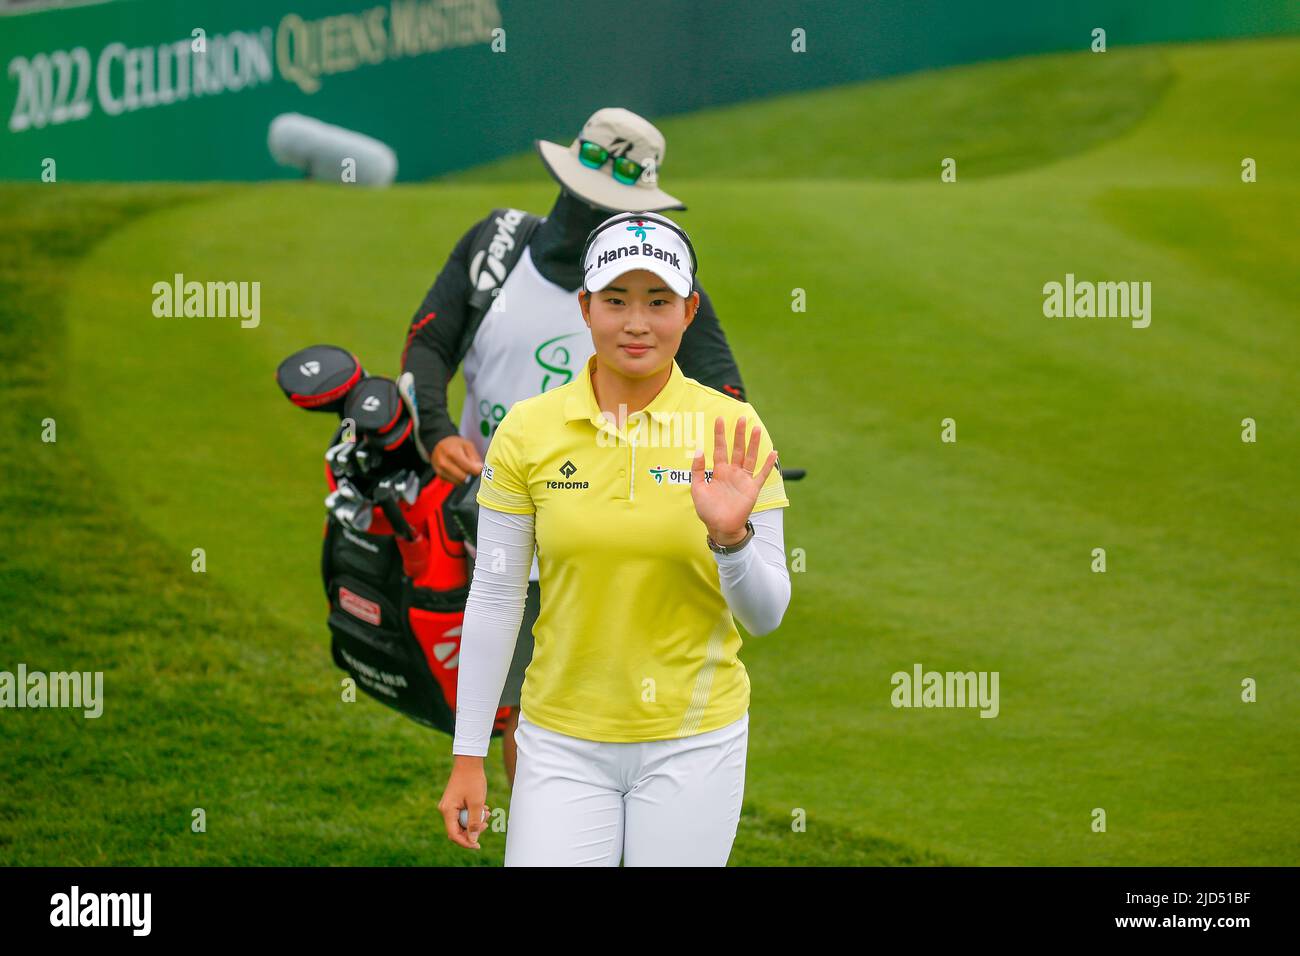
[536,333,580,392]
[479,399,505,438]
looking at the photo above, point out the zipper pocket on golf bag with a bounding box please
[322,510,456,733]
[326,571,453,733]
[319,472,509,737]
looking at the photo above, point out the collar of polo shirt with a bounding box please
[563,353,688,431]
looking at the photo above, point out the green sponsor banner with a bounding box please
[2,0,1297,181]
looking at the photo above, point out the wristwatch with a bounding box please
[707,519,755,554]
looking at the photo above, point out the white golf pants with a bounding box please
[504,709,749,866]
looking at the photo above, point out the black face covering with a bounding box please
[528,189,612,292]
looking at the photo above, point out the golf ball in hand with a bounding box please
[459,807,488,828]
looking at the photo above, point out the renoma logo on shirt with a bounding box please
[546,460,589,490]
[648,466,712,485]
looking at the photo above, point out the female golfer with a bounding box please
[437,211,792,866]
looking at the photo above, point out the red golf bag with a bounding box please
[278,343,508,737]
[321,465,508,737]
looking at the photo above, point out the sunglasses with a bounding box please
[577,139,646,185]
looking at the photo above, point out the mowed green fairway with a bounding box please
[2,38,1296,865]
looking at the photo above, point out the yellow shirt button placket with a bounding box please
[626,412,646,503]
[600,413,633,502]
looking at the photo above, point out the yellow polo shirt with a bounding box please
[476,353,789,742]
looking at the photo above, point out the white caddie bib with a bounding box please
[460,245,593,581]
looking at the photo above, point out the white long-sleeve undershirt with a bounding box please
[450,505,791,757]
[711,507,791,638]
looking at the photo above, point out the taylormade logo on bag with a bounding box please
[470,209,527,291]
[342,529,380,552]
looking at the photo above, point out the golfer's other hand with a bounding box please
[438,755,490,850]
[433,436,485,485]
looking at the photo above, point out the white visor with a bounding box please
[583,214,693,298]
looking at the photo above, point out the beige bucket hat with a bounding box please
[535,107,685,212]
